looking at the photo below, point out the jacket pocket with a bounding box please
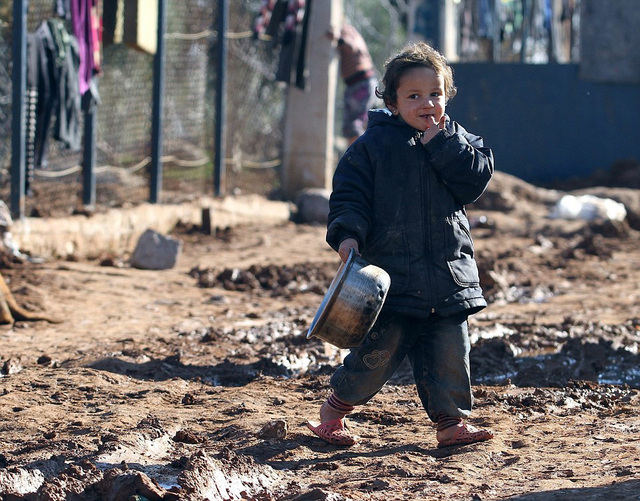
[447,257,481,287]
[362,226,409,294]
[444,213,480,287]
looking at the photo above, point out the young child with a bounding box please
[307,42,494,448]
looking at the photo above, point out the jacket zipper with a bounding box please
[420,149,436,314]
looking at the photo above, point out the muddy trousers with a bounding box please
[330,311,473,423]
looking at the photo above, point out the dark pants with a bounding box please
[330,311,473,422]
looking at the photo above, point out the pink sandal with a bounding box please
[437,423,493,448]
[307,419,357,446]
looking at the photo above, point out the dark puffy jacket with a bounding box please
[327,109,494,318]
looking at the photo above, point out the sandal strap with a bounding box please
[307,419,357,446]
[438,423,494,448]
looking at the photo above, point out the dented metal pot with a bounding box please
[306,249,391,349]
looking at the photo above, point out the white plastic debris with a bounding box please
[0,200,12,229]
[550,194,627,221]
[0,200,25,258]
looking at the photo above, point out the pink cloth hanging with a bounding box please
[71,0,101,96]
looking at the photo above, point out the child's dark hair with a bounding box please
[375,42,457,106]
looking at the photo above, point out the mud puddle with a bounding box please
[184,262,640,390]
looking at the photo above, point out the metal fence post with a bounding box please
[150,0,168,203]
[10,0,28,220]
[82,93,97,209]
[214,0,228,197]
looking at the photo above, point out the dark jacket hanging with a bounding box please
[26,19,82,170]
[253,0,311,90]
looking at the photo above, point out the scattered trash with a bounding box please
[550,194,627,221]
[0,200,27,260]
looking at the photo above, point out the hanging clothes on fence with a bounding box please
[26,19,82,174]
[20,0,103,193]
[49,19,82,151]
[253,0,311,90]
[70,0,102,102]
[25,31,41,190]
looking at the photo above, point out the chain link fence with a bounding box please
[0,24,11,185]
[0,0,581,218]
[0,0,287,218]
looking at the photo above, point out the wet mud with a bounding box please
[1,169,640,500]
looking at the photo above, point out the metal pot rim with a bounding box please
[306,249,357,340]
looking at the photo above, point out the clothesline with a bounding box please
[165,29,271,41]
[34,155,281,179]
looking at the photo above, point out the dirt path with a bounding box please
[1,174,639,500]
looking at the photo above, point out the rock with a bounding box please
[257,419,288,440]
[130,229,182,270]
[1,358,23,376]
[295,188,331,224]
[95,467,168,501]
[289,488,349,500]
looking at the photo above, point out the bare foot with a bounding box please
[319,400,346,424]
[436,422,463,443]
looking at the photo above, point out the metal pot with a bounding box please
[306,249,391,349]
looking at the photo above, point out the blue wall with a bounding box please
[447,63,640,185]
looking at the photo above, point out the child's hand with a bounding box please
[338,238,360,263]
[420,115,446,144]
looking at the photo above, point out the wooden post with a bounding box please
[281,0,342,199]
[440,0,459,62]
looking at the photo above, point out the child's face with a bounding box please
[389,66,446,132]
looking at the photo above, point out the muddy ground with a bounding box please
[0,170,639,500]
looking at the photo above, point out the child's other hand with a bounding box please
[420,115,446,144]
[338,238,360,263]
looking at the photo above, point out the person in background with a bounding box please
[328,23,379,145]
[307,41,495,448]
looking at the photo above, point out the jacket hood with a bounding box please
[367,109,453,145]
[367,108,406,129]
